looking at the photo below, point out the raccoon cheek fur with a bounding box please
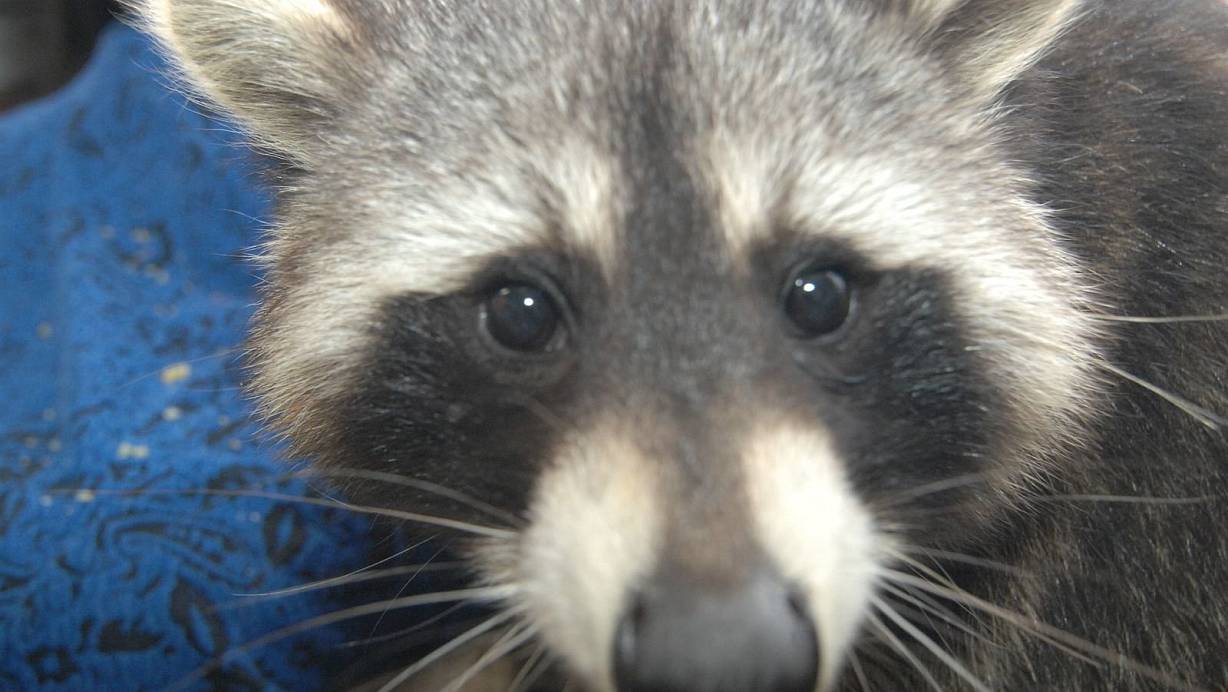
[131,0,1228,690]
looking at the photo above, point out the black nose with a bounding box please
[613,571,819,692]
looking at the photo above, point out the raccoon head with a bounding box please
[135,0,1100,689]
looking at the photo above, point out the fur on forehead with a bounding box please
[131,0,1084,161]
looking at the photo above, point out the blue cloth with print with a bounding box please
[0,23,438,690]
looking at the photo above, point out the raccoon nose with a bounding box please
[612,571,819,692]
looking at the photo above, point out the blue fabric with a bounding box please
[0,23,426,690]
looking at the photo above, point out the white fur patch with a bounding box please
[492,424,662,692]
[742,421,882,689]
[536,140,625,277]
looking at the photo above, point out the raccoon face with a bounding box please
[136,0,1100,689]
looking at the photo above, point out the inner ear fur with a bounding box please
[910,0,1083,105]
[126,0,370,162]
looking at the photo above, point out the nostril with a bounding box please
[784,588,820,692]
[613,577,819,692]
[629,594,648,632]
[615,593,646,678]
[787,587,809,620]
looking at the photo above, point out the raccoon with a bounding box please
[130,0,1228,690]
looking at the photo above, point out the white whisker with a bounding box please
[169,587,514,692]
[369,546,448,639]
[338,602,471,649]
[507,644,549,692]
[884,551,1101,666]
[878,568,1207,692]
[61,487,516,538]
[866,611,946,692]
[1033,494,1215,506]
[894,544,1026,576]
[1096,361,1226,430]
[872,595,992,692]
[1086,313,1228,324]
[303,468,524,528]
[874,473,992,509]
[848,649,873,692]
[375,609,521,692]
[878,581,993,647]
[442,623,538,692]
[234,538,439,598]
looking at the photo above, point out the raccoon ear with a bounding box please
[128,0,367,161]
[909,0,1082,104]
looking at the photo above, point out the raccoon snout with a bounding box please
[612,569,819,692]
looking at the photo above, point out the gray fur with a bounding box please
[129,1,1228,690]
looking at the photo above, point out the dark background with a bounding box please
[0,0,122,110]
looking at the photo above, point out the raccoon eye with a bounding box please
[783,268,851,337]
[482,283,563,352]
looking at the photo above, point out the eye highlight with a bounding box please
[482,283,564,353]
[783,268,852,338]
